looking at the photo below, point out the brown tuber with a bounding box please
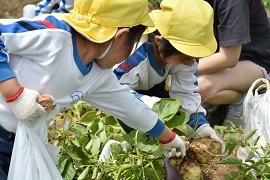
[37,94,56,110]
[179,159,202,180]
[169,137,223,180]
[189,137,222,164]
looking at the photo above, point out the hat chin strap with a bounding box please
[96,41,113,59]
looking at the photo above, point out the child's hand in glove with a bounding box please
[196,124,225,153]
[159,132,189,158]
[7,87,46,124]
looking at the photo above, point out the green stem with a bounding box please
[135,131,140,157]
[115,164,134,180]
[150,162,161,180]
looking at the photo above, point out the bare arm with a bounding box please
[0,78,21,99]
[198,45,242,75]
[157,126,173,141]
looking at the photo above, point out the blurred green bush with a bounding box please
[263,0,270,10]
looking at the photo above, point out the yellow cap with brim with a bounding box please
[148,0,217,57]
[54,0,154,43]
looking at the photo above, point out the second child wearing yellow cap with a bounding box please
[114,0,224,144]
[0,0,190,179]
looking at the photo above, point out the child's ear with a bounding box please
[154,35,162,43]
[114,28,130,40]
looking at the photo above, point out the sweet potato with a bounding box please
[37,94,56,110]
[189,137,222,164]
[179,159,202,180]
[169,137,222,180]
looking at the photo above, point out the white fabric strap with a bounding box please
[96,41,113,59]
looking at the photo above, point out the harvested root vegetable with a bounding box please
[169,136,190,169]
[189,137,222,164]
[179,159,202,180]
[37,94,56,110]
[169,157,183,170]
[168,137,223,180]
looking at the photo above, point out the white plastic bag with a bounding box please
[237,78,270,161]
[98,140,127,162]
[8,105,63,180]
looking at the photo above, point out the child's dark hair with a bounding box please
[151,31,179,60]
[124,25,146,59]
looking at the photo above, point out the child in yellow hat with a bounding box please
[113,0,224,177]
[114,0,223,152]
[0,0,189,179]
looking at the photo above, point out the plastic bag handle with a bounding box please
[259,78,270,90]
[248,78,269,94]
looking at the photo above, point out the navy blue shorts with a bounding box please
[0,125,15,180]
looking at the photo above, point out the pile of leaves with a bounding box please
[47,98,270,179]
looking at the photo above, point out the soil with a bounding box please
[0,1,263,179]
[0,0,39,18]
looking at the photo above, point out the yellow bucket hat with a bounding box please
[148,0,217,57]
[54,0,154,43]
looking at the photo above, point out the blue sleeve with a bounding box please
[113,42,151,80]
[188,112,209,128]
[0,31,15,81]
[36,0,61,16]
[132,92,143,99]
[146,119,165,138]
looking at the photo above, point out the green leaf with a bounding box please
[213,126,227,138]
[90,122,99,134]
[78,166,90,180]
[80,111,99,122]
[226,134,239,144]
[224,171,239,180]
[264,165,270,174]
[137,132,150,143]
[145,166,165,180]
[246,150,255,161]
[56,154,70,173]
[152,96,181,122]
[152,147,163,156]
[91,137,101,155]
[218,157,242,165]
[165,112,188,128]
[238,164,248,172]
[136,142,159,153]
[122,131,136,145]
[245,171,257,180]
[70,124,87,135]
[173,124,195,138]
[251,136,260,146]
[224,144,238,155]
[245,129,257,141]
[78,136,90,146]
[105,116,117,125]
[99,129,108,143]
[66,142,88,160]
[62,160,76,180]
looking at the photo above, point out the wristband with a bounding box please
[6,87,24,103]
[159,131,176,144]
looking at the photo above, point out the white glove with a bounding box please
[140,95,161,108]
[7,87,46,124]
[196,124,225,153]
[159,132,189,158]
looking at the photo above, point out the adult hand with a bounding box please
[159,132,189,158]
[196,124,225,153]
[7,87,46,124]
